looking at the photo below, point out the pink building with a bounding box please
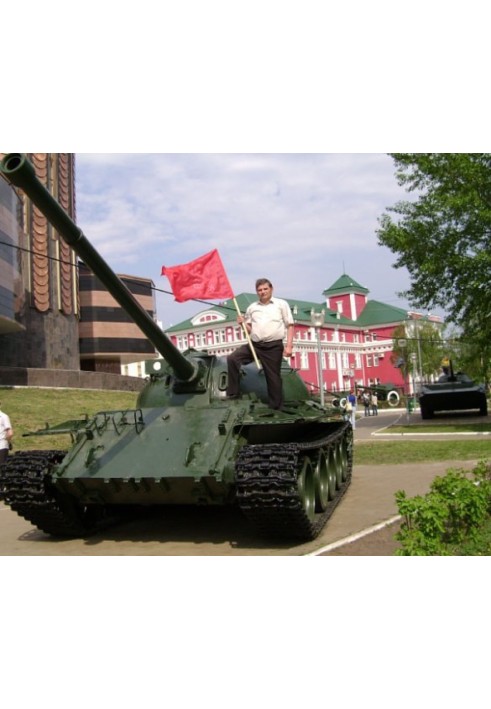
[164,273,441,396]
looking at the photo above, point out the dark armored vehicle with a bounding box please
[0,153,352,542]
[419,360,488,419]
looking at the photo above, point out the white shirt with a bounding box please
[0,411,12,451]
[245,297,294,343]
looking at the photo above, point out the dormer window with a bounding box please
[191,310,227,326]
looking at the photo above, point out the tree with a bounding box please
[390,321,446,384]
[444,327,491,389]
[377,154,491,383]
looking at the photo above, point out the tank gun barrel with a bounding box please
[0,153,197,382]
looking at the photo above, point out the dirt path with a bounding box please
[0,460,472,556]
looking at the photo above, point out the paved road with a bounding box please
[354,406,490,440]
[0,409,486,556]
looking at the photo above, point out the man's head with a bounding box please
[255,278,273,303]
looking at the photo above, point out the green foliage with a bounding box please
[395,460,491,555]
[377,153,491,385]
[451,331,491,389]
[450,516,491,555]
[390,321,446,381]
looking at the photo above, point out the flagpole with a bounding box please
[233,297,262,370]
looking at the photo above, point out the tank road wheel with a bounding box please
[326,447,338,500]
[297,456,316,522]
[334,439,349,488]
[234,440,352,542]
[314,450,329,512]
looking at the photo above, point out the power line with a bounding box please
[0,237,446,320]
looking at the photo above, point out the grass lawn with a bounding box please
[387,422,491,434]
[355,439,491,464]
[1,387,138,451]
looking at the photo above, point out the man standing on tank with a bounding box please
[226,278,294,410]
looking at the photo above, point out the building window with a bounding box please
[355,353,361,369]
[366,355,372,367]
[328,352,336,369]
[300,352,309,369]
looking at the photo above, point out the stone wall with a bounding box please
[0,366,146,392]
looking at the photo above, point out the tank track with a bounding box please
[0,450,114,537]
[235,424,353,541]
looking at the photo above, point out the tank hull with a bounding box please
[419,383,488,418]
[0,398,352,541]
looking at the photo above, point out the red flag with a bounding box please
[162,249,234,303]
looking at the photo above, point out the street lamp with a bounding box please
[311,309,325,406]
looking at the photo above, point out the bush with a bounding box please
[394,460,491,555]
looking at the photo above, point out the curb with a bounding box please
[372,431,491,437]
[304,515,402,556]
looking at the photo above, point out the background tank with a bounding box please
[419,360,488,419]
[0,153,353,542]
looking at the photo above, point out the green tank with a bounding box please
[419,360,488,419]
[0,153,353,542]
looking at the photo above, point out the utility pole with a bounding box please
[311,309,325,407]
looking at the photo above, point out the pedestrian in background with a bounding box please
[348,390,357,429]
[370,392,378,416]
[362,391,371,416]
[0,401,13,465]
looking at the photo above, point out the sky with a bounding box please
[74,153,426,329]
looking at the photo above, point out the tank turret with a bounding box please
[0,153,353,543]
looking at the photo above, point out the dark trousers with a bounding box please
[0,448,9,465]
[227,340,284,409]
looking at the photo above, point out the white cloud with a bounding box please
[75,153,429,327]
